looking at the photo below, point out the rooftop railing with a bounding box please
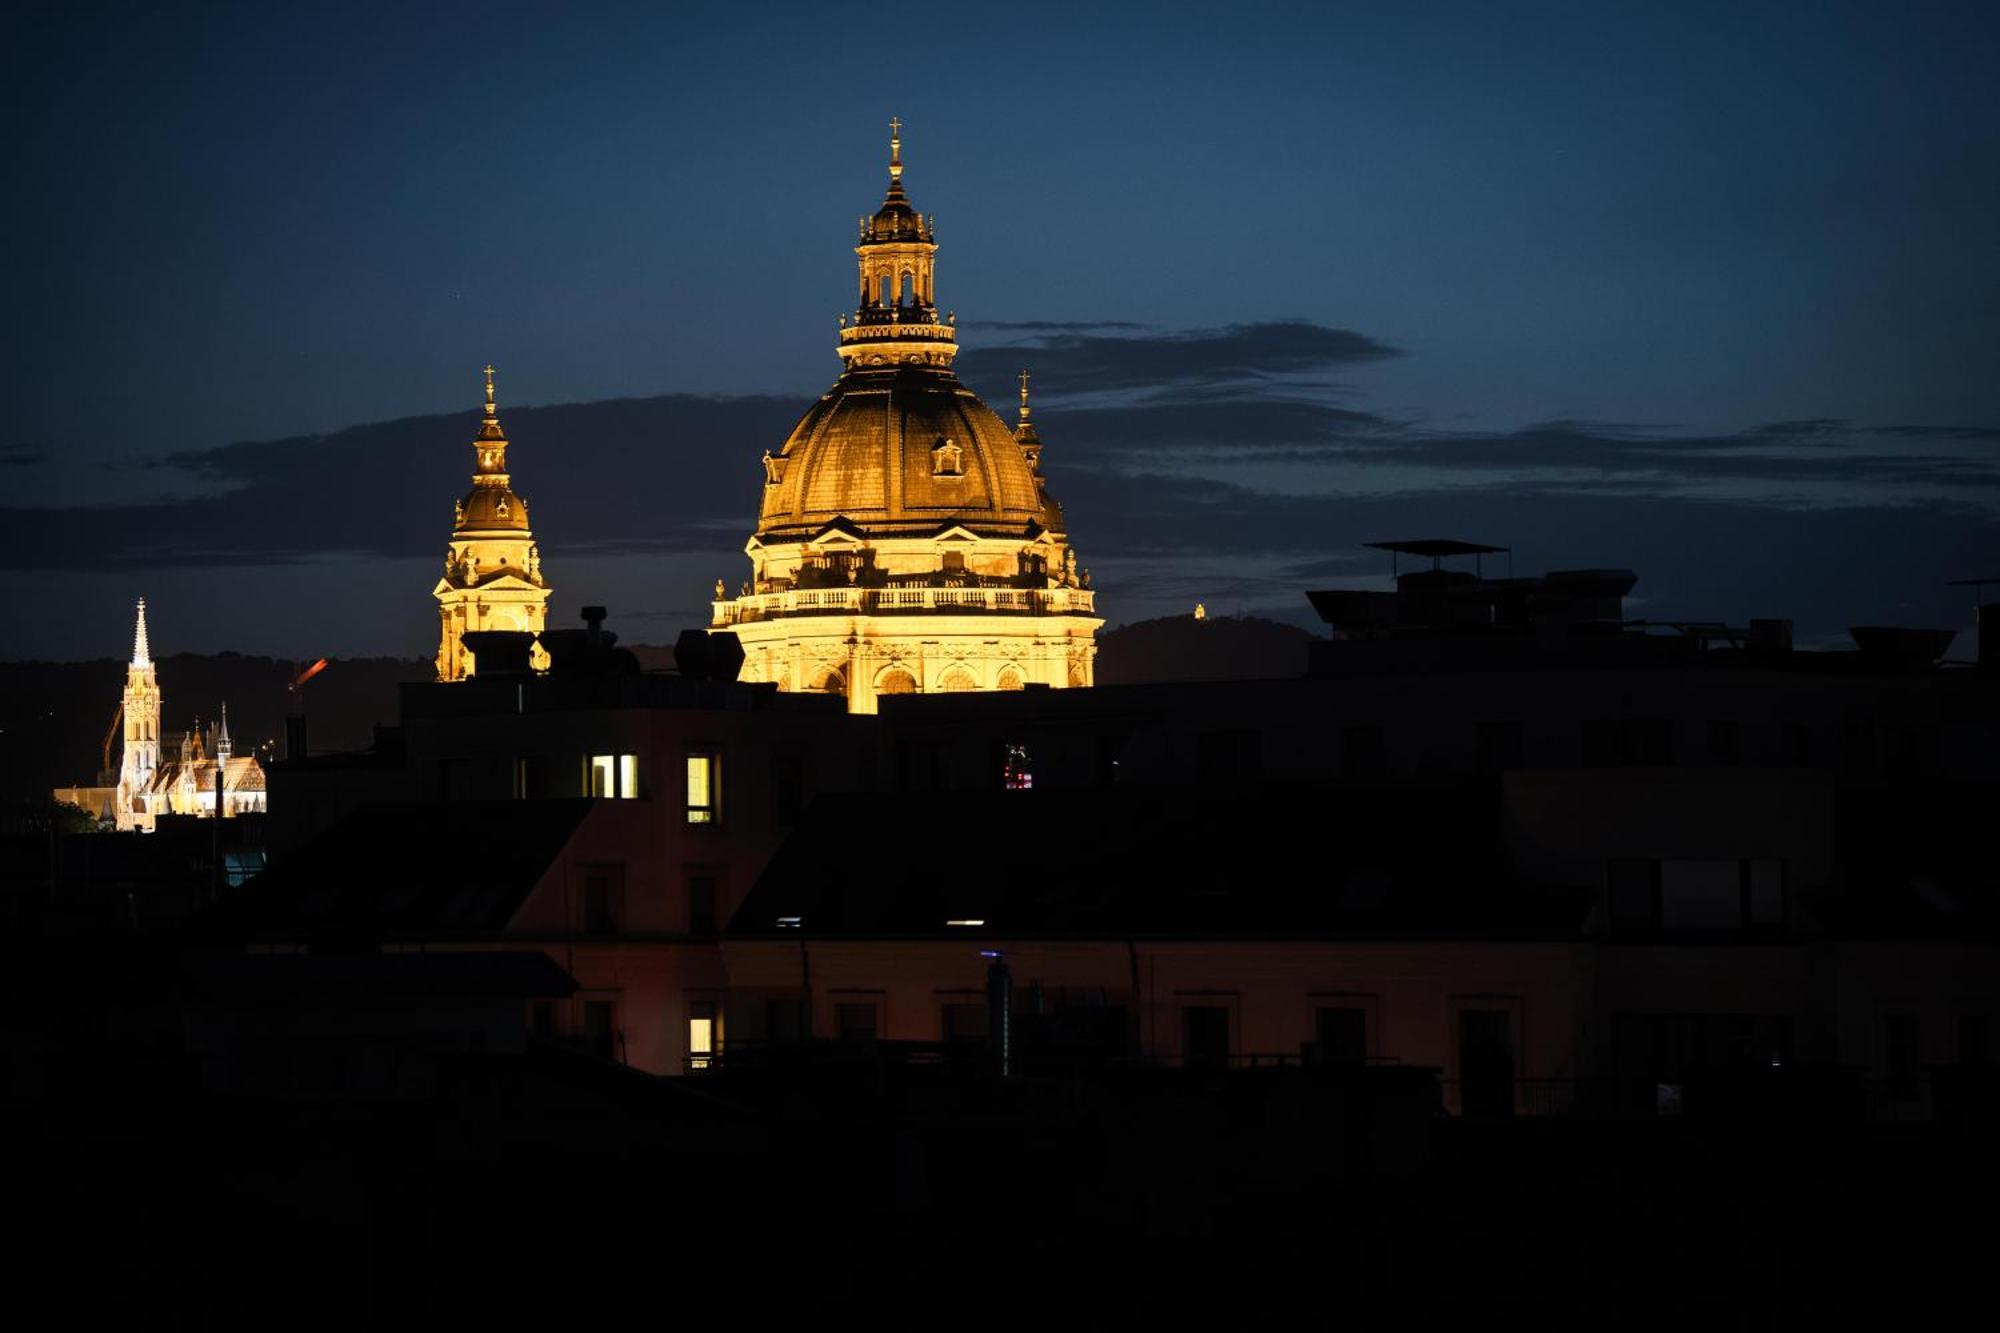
[713,584,1095,625]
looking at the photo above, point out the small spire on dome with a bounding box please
[1018,370,1032,425]
[483,364,498,422]
[889,116,903,183]
[132,597,152,667]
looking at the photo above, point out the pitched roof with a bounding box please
[230,800,594,938]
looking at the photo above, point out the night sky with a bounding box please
[5,1,1996,659]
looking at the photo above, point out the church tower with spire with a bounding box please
[114,597,162,830]
[433,367,552,680]
[710,122,1100,712]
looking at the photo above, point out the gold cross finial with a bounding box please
[888,117,903,179]
[482,364,496,416]
[1018,369,1032,420]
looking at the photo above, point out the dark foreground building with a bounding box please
[9,557,1997,1324]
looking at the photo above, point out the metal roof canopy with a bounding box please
[1365,539,1512,577]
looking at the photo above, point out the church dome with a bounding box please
[752,123,1067,546]
[457,483,529,531]
[453,366,531,533]
[756,364,1050,542]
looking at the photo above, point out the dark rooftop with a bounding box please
[730,785,1588,941]
[228,800,594,939]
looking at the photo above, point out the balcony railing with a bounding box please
[713,585,1096,625]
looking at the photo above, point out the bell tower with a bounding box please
[838,120,959,374]
[433,367,552,680]
[115,597,162,831]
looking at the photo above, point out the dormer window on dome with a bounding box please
[932,438,964,477]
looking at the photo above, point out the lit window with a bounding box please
[686,753,719,824]
[1002,742,1033,790]
[688,1000,717,1072]
[587,754,639,799]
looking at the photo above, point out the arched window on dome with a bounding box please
[997,665,1025,691]
[809,667,846,696]
[1067,662,1090,688]
[937,665,978,693]
[876,667,918,696]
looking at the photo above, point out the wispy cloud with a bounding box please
[960,319,1151,332]
[956,319,1402,398]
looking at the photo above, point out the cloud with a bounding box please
[0,394,803,573]
[956,319,1403,398]
[0,450,45,466]
[5,329,1992,656]
[960,320,1150,332]
[1879,424,2000,442]
[1056,465,1996,641]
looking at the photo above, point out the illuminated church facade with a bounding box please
[710,123,1101,713]
[434,367,551,681]
[81,599,268,832]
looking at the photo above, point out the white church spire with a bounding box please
[132,597,152,667]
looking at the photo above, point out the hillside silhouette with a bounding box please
[1094,613,1313,684]
[2,653,431,803]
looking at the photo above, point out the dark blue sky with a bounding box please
[5,1,1996,658]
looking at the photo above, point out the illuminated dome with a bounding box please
[455,375,530,533]
[713,122,1099,715]
[754,118,1065,545]
[457,482,529,532]
[756,365,1050,542]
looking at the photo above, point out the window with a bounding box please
[1182,1005,1232,1070]
[1200,729,1262,783]
[1884,1014,1921,1101]
[579,864,624,935]
[1459,1008,1517,1119]
[1782,723,1810,767]
[1316,1007,1368,1065]
[1745,859,1786,927]
[512,755,548,798]
[940,550,966,573]
[1709,720,1742,766]
[687,1000,717,1071]
[1612,859,1786,933]
[686,753,719,824]
[941,1001,989,1044]
[766,997,806,1044]
[1584,719,1673,766]
[1660,860,1741,930]
[1002,742,1033,790]
[686,868,719,936]
[587,753,638,799]
[835,1001,879,1043]
[581,999,618,1060]
[1339,725,1386,779]
[1608,858,1663,931]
